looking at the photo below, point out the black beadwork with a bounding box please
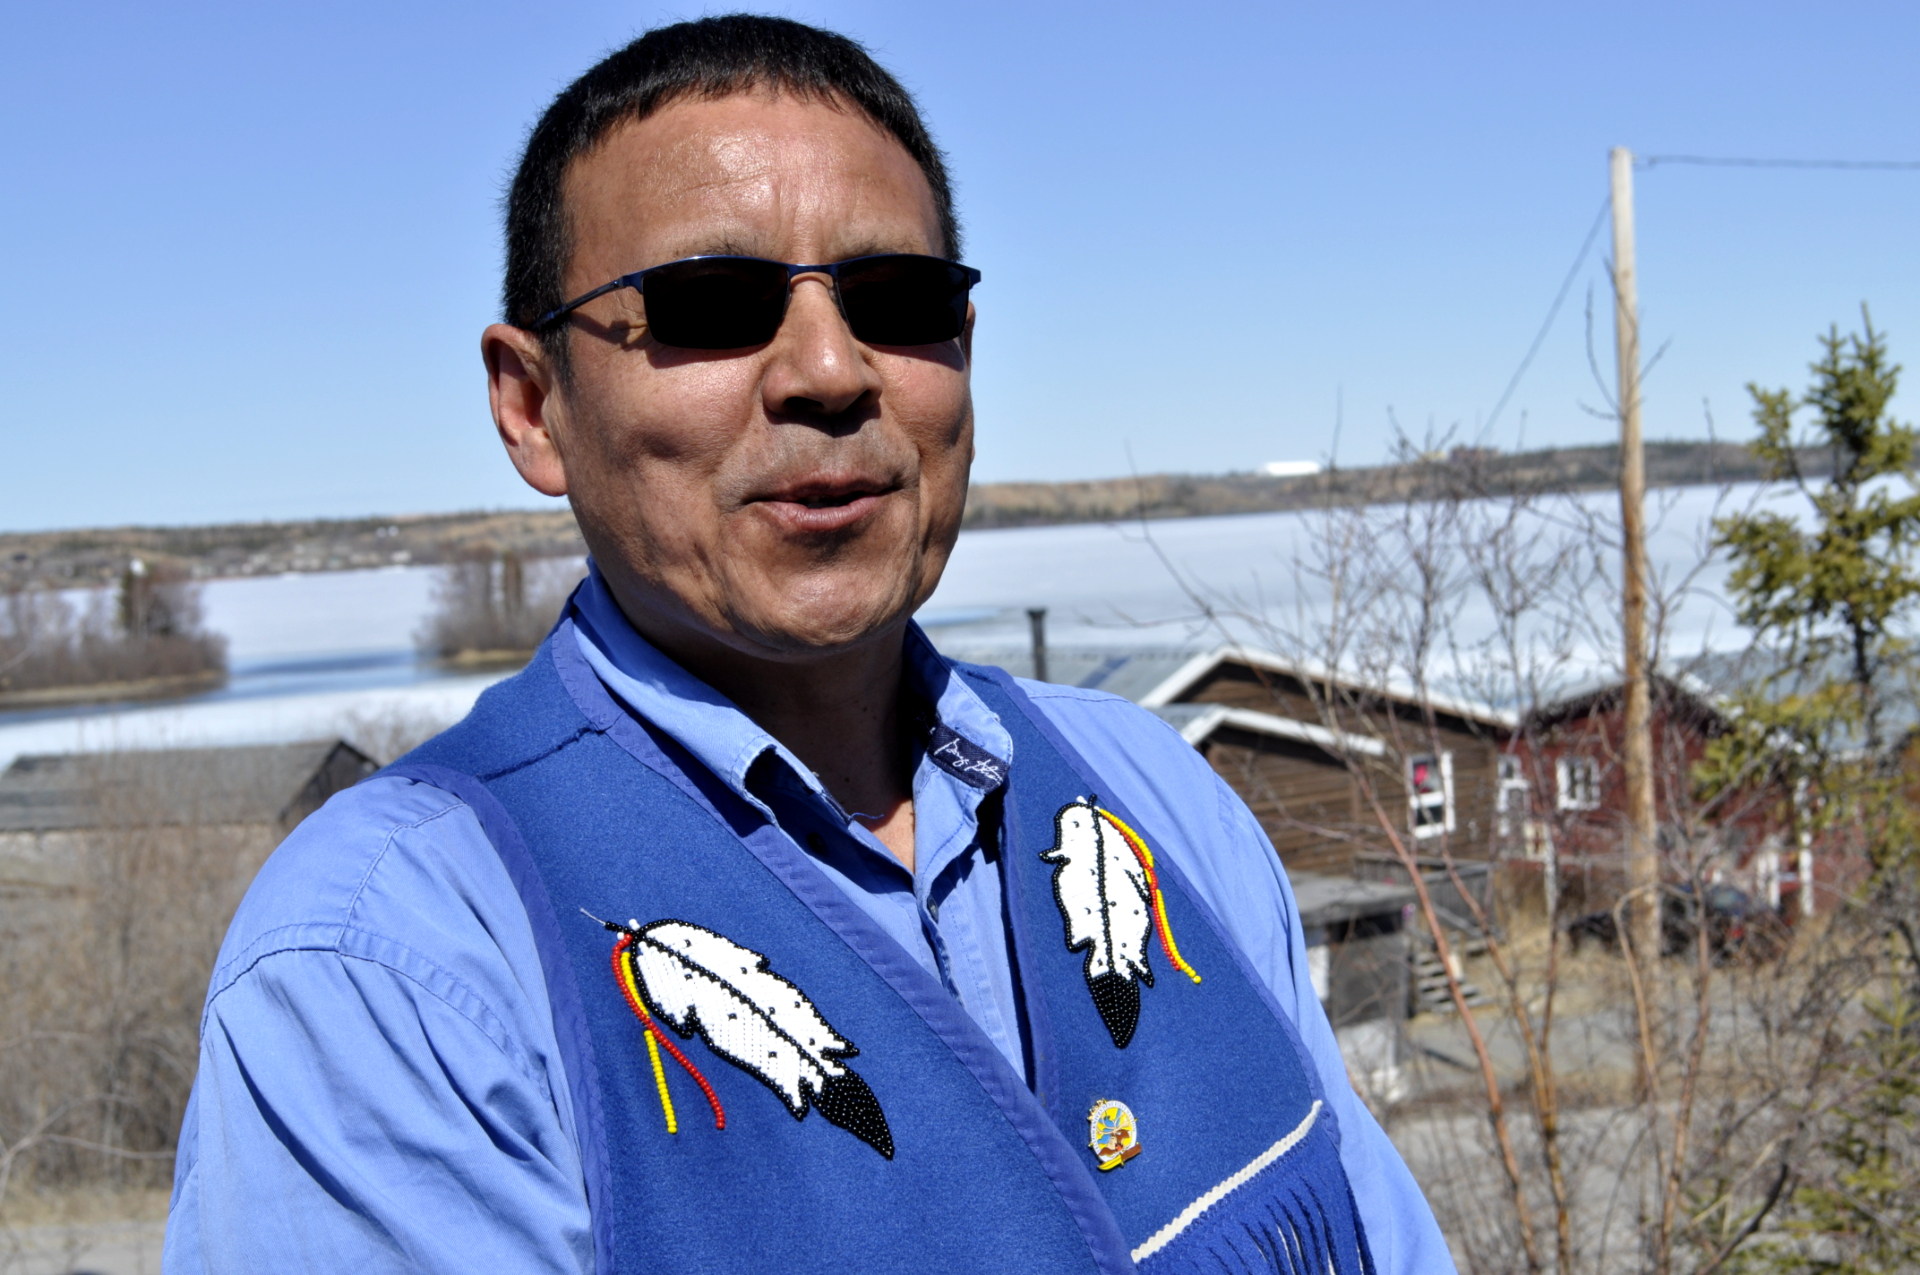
[814,1072,896,1159]
[1087,970,1141,1050]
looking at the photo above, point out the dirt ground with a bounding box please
[0,1192,166,1275]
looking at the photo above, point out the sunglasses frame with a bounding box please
[530,252,982,347]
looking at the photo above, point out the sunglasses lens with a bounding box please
[838,256,972,345]
[642,258,789,349]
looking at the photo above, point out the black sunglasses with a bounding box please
[531,253,982,350]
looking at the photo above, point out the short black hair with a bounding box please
[502,14,960,362]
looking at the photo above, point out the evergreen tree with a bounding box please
[1713,310,1919,751]
[1704,315,1920,1274]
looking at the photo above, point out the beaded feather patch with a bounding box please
[1041,799,1200,1048]
[591,915,894,1158]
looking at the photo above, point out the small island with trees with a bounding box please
[0,559,227,710]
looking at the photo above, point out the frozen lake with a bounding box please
[924,481,1753,657]
[203,564,441,660]
[0,482,1782,769]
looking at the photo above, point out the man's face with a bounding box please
[492,90,973,664]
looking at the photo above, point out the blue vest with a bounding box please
[392,618,1372,1275]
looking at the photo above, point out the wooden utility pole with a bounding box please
[1611,147,1661,967]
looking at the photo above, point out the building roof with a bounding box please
[1524,672,1728,736]
[1137,644,1518,730]
[0,739,374,833]
[1149,702,1387,758]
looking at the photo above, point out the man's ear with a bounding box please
[483,323,570,497]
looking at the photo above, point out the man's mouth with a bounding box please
[794,489,878,509]
[750,477,899,532]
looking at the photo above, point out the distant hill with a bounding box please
[0,440,1819,588]
[960,439,1824,529]
[0,509,590,590]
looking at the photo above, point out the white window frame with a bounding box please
[1306,943,1331,1005]
[1555,755,1601,812]
[1407,750,1455,841]
[1495,755,1529,837]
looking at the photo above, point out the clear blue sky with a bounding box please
[4,1,1917,531]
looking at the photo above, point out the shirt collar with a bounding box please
[567,562,1011,810]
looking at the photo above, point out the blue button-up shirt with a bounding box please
[163,575,1453,1273]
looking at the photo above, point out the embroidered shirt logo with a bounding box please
[1087,1098,1143,1170]
[926,723,1009,790]
[591,914,894,1158]
[1041,798,1200,1048]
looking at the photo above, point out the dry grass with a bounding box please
[0,1188,167,1229]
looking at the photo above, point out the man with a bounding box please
[165,15,1451,1273]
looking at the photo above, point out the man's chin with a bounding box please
[728,588,921,661]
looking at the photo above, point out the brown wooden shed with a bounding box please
[1140,647,1516,876]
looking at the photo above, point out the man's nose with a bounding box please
[761,276,878,421]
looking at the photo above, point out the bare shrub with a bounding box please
[0,755,264,1229]
[419,551,584,660]
[333,703,457,766]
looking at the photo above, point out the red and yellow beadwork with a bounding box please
[1096,807,1201,984]
[609,926,727,1135]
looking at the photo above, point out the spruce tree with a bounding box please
[1713,310,1919,751]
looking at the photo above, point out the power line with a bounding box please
[1639,154,1920,171]
[1479,151,1917,445]
[1479,197,1611,442]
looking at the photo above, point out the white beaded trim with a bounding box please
[1129,1100,1323,1265]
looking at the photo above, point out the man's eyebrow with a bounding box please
[703,236,766,258]
[645,235,764,263]
[643,234,932,267]
[829,238,925,261]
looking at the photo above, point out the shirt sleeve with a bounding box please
[162,780,592,1275]
[1019,685,1456,1274]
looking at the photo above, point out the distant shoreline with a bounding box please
[0,668,226,712]
[1,439,1801,590]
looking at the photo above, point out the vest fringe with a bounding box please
[1133,1114,1372,1275]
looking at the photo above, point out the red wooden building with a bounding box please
[1507,675,1830,916]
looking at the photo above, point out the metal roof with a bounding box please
[1137,645,1519,730]
[1149,702,1387,757]
[1288,870,1417,929]
[0,739,374,832]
